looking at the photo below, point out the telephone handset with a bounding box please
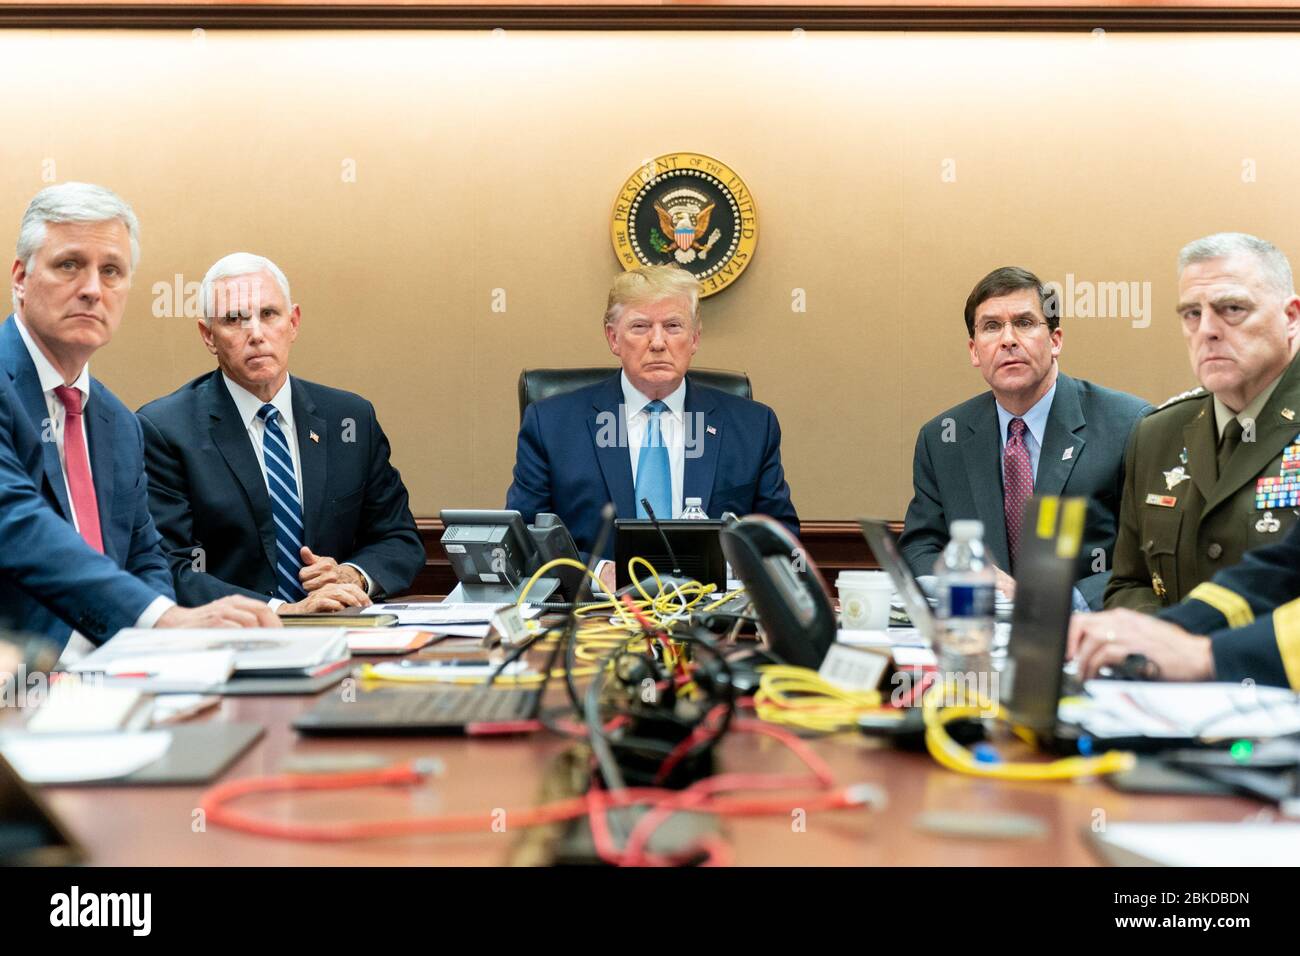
[530,512,586,600]
[719,515,836,669]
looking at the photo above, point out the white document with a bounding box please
[1097,823,1300,867]
[0,731,173,784]
[837,627,927,648]
[361,602,541,627]
[891,647,939,668]
[1077,681,1300,739]
[72,628,347,678]
[87,649,235,693]
[24,682,152,734]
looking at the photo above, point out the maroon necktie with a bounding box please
[53,385,104,553]
[1003,417,1033,568]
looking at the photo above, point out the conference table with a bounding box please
[30,604,1262,867]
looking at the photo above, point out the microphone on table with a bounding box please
[640,497,683,578]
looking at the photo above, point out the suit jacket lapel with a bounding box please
[961,394,1011,569]
[589,374,637,517]
[0,317,72,520]
[85,384,116,559]
[206,375,277,573]
[292,379,328,546]
[1205,357,1300,516]
[1035,374,1087,498]
[683,378,719,514]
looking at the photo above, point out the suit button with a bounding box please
[1207,543,1223,560]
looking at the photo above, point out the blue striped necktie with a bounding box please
[634,399,672,519]
[257,403,306,602]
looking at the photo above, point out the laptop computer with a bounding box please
[614,518,727,592]
[294,507,615,736]
[858,519,938,645]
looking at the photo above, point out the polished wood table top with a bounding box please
[36,680,1260,866]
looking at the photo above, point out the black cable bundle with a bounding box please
[585,626,735,791]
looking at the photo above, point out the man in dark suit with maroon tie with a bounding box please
[899,266,1150,610]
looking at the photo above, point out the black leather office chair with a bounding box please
[517,367,752,421]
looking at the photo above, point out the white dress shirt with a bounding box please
[13,316,173,664]
[622,370,687,519]
[222,374,373,600]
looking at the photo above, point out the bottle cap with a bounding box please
[685,497,703,507]
[950,519,984,541]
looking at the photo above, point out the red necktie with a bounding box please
[1003,417,1033,569]
[53,385,104,553]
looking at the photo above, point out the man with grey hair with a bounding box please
[0,183,279,656]
[137,252,423,611]
[1105,232,1300,611]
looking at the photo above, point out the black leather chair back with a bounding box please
[517,367,752,421]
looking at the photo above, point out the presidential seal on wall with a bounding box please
[610,152,758,298]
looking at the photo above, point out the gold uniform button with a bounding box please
[1207,543,1223,560]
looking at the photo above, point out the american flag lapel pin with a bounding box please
[706,425,717,436]
[310,431,320,443]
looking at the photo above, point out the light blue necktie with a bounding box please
[635,399,672,519]
[257,404,307,602]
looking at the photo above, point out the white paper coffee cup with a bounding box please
[836,570,893,631]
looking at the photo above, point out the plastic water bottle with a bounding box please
[681,497,708,520]
[933,520,997,684]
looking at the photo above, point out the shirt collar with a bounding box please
[222,373,294,432]
[996,381,1056,447]
[13,314,91,404]
[1213,372,1284,438]
[621,369,686,420]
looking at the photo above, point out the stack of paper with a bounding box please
[71,628,350,691]
[360,602,541,638]
[1071,681,1300,740]
[24,680,153,733]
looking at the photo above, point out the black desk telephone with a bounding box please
[719,515,836,669]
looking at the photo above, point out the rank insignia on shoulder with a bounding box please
[1163,466,1188,490]
[1146,493,1177,508]
[1156,386,1206,411]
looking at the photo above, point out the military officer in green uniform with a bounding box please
[1105,232,1300,612]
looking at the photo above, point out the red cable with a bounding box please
[200,629,872,863]
[621,720,837,865]
[652,703,728,785]
[199,718,867,857]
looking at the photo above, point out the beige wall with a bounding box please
[2,29,1298,519]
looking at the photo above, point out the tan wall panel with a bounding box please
[2,30,1298,520]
